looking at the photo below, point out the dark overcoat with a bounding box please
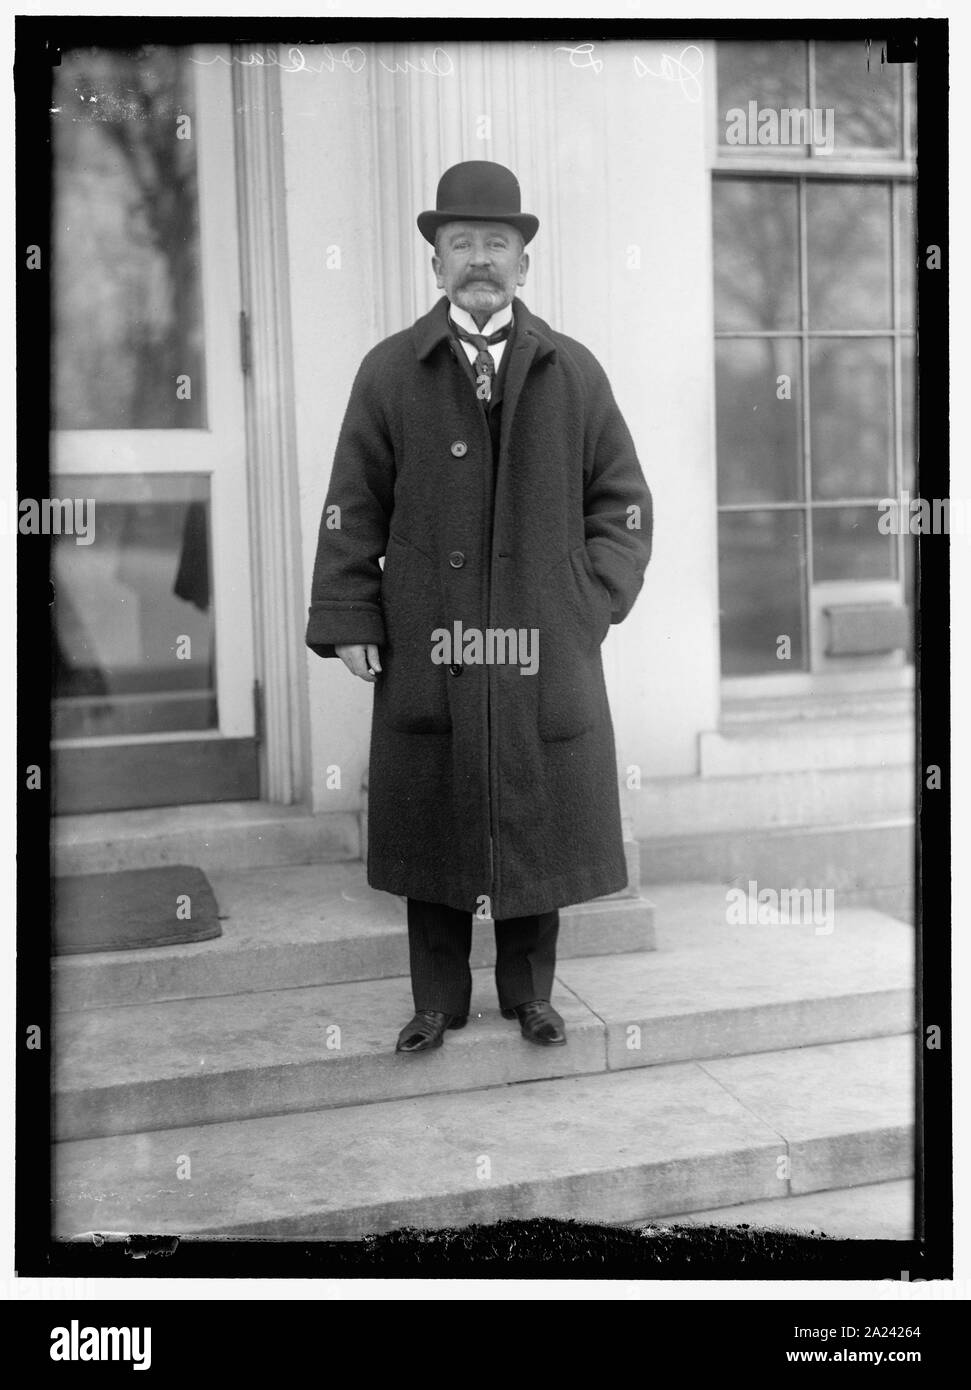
[306,295,653,919]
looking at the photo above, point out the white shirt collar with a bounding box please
[448,300,514,337]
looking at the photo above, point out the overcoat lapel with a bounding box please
[498,302,556,462]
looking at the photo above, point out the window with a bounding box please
[712,40,916,678]
[52,475,217,740]
[52,46,206,429]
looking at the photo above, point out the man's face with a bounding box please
[432,221,529,319]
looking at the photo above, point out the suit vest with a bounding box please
[449,316,516,471]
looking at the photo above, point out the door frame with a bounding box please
[231,46,311,806]
[52,44,313,813]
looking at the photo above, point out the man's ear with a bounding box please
[517,251,530,286]
[432,254,445,288]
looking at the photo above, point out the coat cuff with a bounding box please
[305,603,386,658]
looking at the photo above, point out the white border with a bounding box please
[2,0,966,1304]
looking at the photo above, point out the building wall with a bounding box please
[281,39,721,830]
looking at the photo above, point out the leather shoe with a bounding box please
[501,1000,567,1046]
[395,1009,468,1053]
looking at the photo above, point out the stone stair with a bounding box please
[55,1036,914,1240]
[52,862,653,1012]
[637,694,915,924]
[51,872,915,1239]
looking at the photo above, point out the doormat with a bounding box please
[53,865,222,956]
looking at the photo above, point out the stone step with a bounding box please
[53,801,361,878]
[641,1178,913,1240]
[53,1034,914,1239]
[638,822,914,923]
[53,862,655,1012]
[633,765,913,840]
[720,690,912,727]
[555,900,912,1072]
[55,761,914,885]
[698,717,911,777]
[54,973,603,1141]
[55,799,641,883]
[54,892,912,1140]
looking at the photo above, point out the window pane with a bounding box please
[713,179,799,330]
[52,47,207,429]
[807,181,892,329]
[901,336,916,496]
[716,339,802,504]
[813,40,903,156]
[812,505,895,581]
[719,510,807,674]
[52,475,217,739]
[896,182,916,330]
[717,40,808,153]
[810,338,893,499]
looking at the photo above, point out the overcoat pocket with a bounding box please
[375,532,453,734]
[537,544,611,742]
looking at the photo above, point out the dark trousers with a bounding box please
[407,897,559,1015]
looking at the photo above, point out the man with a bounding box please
[306,161,652,1054]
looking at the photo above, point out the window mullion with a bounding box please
[807,40,817,163]
[891,180,905,586]
[901,60,912,161]
[798,175,814,666]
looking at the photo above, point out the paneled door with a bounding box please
[50,44,258,812]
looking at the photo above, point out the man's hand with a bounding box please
[335,644,383,682]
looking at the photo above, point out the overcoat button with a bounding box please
[448,551,465,568]
[449,664,463,677]
[450,440,468,457]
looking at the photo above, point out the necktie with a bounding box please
[451,320,512,403]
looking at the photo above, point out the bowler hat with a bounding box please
[417,161,539,245]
